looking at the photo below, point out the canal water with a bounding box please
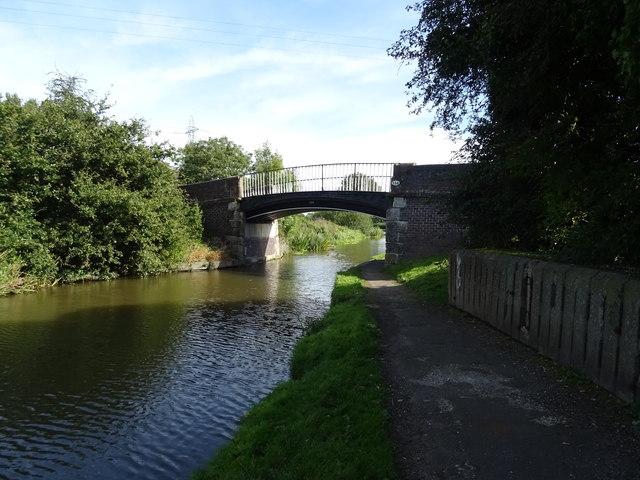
[0,239,384,480]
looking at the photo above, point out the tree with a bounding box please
[0,74,202,281]
[252,141,284,173]
[178,137,252,183]
[390,0,640,266]
[243,141,296,195]
[340,173,382,192]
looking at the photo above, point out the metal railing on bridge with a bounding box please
[241,163,395,197]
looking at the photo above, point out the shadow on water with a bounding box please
[0,295,311,480]
[0,303,187,397]
[0,238,385,480]
[0,265,320,480]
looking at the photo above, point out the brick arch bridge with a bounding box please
[182,163,467,264]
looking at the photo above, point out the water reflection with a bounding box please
[0,238,384,480]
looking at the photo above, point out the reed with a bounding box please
[0,251,40,295]
[184,243,228,262]
[279,215,368,253]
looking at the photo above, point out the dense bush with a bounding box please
[0,76,202,285]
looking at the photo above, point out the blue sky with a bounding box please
[0,0,462,167]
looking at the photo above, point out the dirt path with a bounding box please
[360,260,640,480]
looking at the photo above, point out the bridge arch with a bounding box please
[181,163,467,265]
[241,191,390,222]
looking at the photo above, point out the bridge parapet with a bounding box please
[182,163,468,265]
[241,163,394,197]
[181,176,241,204]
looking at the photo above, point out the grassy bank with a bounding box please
[279,214,382,254]
[193,268,396,480]
[384,254,449,305]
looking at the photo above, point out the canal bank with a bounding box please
[194,258,640,479]
[362,260,640,480]
[192,266,396,479]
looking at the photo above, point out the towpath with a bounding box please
[360,260,640,480]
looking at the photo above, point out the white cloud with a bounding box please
[270,128,463,166]
[1,1,459,170]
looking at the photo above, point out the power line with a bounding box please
[0,19,384,60]
[0,6,383,51]
[15,0,393,43]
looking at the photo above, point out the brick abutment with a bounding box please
[182,163,467,264]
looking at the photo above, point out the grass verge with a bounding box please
[384,254,450,305]
[192,268,396,480]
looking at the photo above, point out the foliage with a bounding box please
[390,0,640,266]
[243,142,297,195]
[193,269,396,480]
[0,74,202,284]
[310,211,384,239]
[178,137,252,183]
[340,172,382,192]
[279,215,368,253]
[251,141,284,173]
[0,251,41,295]
[614,0,640,92]
[385,255,450,305]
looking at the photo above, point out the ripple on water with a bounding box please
[0,240,384,480]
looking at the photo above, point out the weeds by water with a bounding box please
[184,243,228,262]
[192,268,396,480]
[0,251,42,295]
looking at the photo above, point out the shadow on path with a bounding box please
[360,260,640,480]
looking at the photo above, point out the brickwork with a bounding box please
[180,176,241,203]
[182,179,245,260]
[386,164,467,264]
[183,164,468,265]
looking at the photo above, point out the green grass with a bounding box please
[279,215,371,254]
[384,254,450,305]
[193,269,396,480]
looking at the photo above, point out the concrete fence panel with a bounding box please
[568,269,599,371]
[510,258,525,338]
[599,275,627,393]
[617,279,640,403]
[528,261,546,350]
[585,273,609,385]
[450,250,640,403]
[549,264,573,362]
